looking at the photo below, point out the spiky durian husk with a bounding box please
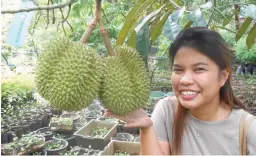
[100,46,150,115]
[36,36,101,111]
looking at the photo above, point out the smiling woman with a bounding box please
[104,27,256,155]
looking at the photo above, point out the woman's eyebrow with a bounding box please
[193,62,208,66]
[173,62,208,67]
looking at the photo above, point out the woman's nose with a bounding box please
[180,73,194,85]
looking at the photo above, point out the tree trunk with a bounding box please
[234,4,240,31]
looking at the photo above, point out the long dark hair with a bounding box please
[169,27,246,154]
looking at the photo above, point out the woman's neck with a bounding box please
[190,98,227,121]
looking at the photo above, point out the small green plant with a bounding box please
[45,140,65,150]
[114,150,130,156]
[50,117,73,132]
[90,127,109,138]
[235,38,256,64]
[101,117,118,123]
[63,146,100,156]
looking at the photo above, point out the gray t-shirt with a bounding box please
[151,96,256,155]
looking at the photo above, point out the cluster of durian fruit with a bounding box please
[36,36,150,116]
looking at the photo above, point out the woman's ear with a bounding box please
[220,69,230,87]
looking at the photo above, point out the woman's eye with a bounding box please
[173,69,183,72]
[195,68,205,72]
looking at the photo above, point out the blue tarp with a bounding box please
[5,1,36,47]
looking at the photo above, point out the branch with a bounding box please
[214,25,236,33]
[1,0,75,14]
[207,10,215,27]
[101,8,109,24]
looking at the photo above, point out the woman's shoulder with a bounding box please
[153,96,178,117]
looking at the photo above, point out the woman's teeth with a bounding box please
[181,91,198,96]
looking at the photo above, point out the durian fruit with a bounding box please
[36,36,101,111]
[100,46,150,115]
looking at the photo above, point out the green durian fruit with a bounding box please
[36,36,101,111]
[100,46,150,115]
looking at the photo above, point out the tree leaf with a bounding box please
[200,1,212,10]
[246,24,256,49]
[127,30,136,48]
[116,0,146,45]
[188,8,207,27]
[150,10,172,44]
[136,22,150,63]
[222,8,239,27]
[183,21,193,29]
[235,17,253,42]
[162,7,185,41]
[135,4,167,33]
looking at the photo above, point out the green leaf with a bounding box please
[162,7,185,41]
[127,30,136,48]
[116,0,146,45]
[183,21,193,29]
[135,4,167,33]
[150,10,172,44]
[188,8,207,27]
[246,24,256,49]
[136,21,150,63]
[235,17,253,42]
[223,9,239,27]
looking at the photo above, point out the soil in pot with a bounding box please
[44,139,68,155]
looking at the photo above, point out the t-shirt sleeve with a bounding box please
[151,97,177,142]
[247,118,256,155]
[151,99,168,141]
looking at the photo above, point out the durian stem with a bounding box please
[99,20,115,56]
[80,17,97,44]
[95,0,115,56]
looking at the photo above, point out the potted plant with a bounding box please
[97,117,119,123]
[52,131,76,150]
[29,149,47,156]
[84,110,102,122]
[63,146,101,156]
[49,117,74,132]
[35,127,53,141]
[134,136,140,143]
[16,134,45,155]
[74,119,118,150]
[61,113,80,124]
[1,141,19,155]
[111,133,134,142]
[44,139,68,155]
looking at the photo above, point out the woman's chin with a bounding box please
[178,97,201,109]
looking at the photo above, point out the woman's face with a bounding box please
[171,47,228,109]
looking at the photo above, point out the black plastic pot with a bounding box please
[29,149,47,156]
[111,133,135,142]
[1,130,8,144]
